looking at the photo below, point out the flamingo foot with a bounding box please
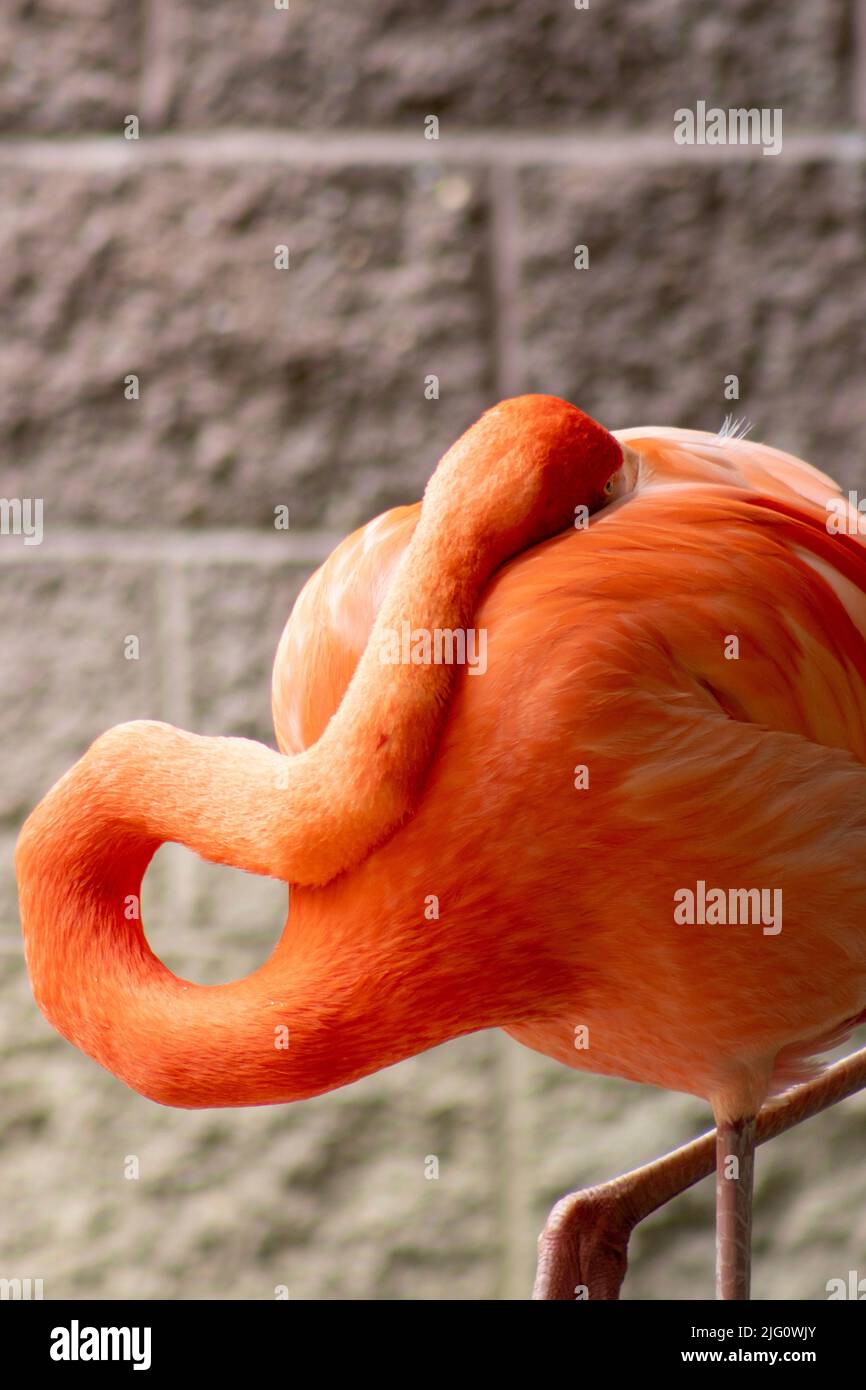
[532,1184,636,1300]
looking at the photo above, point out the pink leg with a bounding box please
[715,1115,756,1300]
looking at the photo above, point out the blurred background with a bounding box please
[2,0,866,1300]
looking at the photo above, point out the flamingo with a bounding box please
[16,395,866,1301]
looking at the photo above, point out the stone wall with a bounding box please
[1,0,865,1300]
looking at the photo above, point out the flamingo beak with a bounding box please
[608,443,640,501]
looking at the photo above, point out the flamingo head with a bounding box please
[421,393,639,567]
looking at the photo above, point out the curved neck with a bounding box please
[17,750,520,1107]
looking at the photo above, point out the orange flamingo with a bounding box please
[16,395,866,1300]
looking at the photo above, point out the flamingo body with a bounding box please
[275,427,866,1127]
[17,404,866,1134]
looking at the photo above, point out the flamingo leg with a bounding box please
[715,1115,756,1300]
[533,1042,866,1300]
